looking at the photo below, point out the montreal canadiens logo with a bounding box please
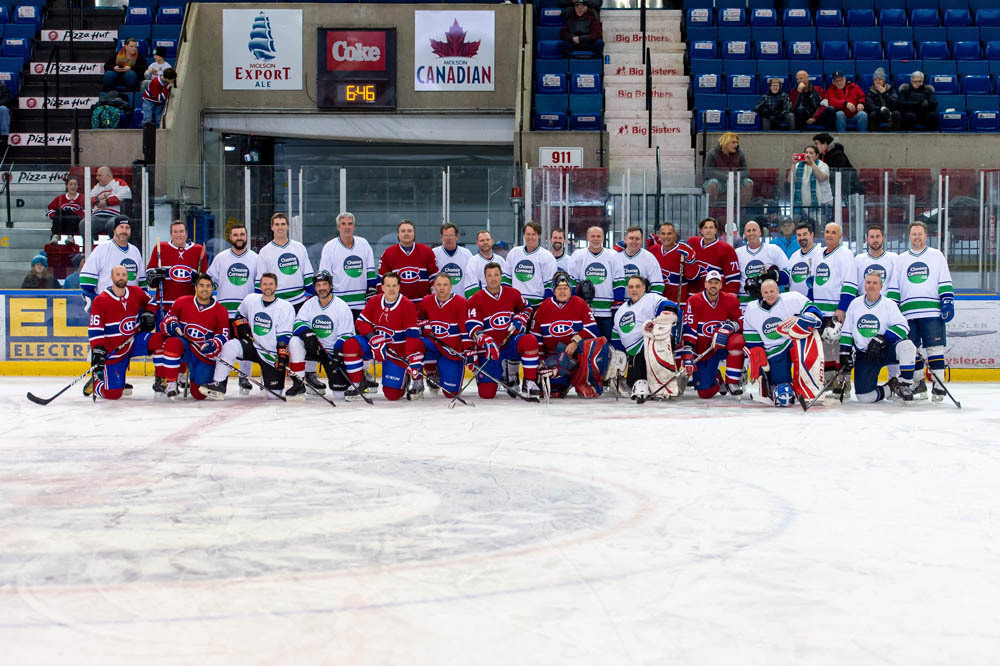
[253,312,273,336]
[514,260,535,282]
[762,316,783,340]
[428,320,450,337]
[857,313,881,338]
[791,262,809,283]
[585,263,607,284]
[228,263,250,286]
[487,313,512,329]
[702,321,722,335]
[442,263,463,284]
[312,315,334,338]
[864,264,887,282]
[619,310,636,333]
[398,268,420,283]
[745,259,764,278]
[343,256,363,279]
[907,262,929,284]
[119,315,139,334]
[169,265,193,282]
[623,263,640,278]
[120,258,138,281]
[185,324,210,342]
[277,253,299,275]
[814,263,830,286]
[550,320,575,335]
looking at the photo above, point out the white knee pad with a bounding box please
[925,344,944,358]
[214,339,244,382]
[896,339,917,368]
[289,336,306,363]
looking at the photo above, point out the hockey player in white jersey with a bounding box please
[433,222,474,288]
[840,272,917,403]
[461,229,510,298]
[781,220,824,298]
[550,227,572,272]
[620,226,665,296]
[79,217,146,310]
[255,212,315,307]
[203,272,307,400]
[611,275,678,401]
[736,220,786,308]
[318,211,377,315]
[570,225,626,341]
[743,279,825,407]
[854,224,897,296]
[887,221,955,401]
[207,223,259,394]
[810,222,858,398]
[505,221,557,306]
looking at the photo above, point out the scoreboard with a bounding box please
[317,28,397,110]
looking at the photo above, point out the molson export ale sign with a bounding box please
[223,9,302,90]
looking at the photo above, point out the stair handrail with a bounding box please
[1,144,11,228]
[41,43,62,147]
[645,46,652,150]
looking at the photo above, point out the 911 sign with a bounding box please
[539,147,583,168]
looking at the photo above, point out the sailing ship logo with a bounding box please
[248,12,276,61]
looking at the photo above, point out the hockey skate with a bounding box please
[201,379,228,400]
[426,369,441,395]
[911,378,929,400]
[304,372,327,395]
[406,376,425,400]
[893,379,914,403]
[931,384,947,402]
[830,372,852,402]
[503,360,520,398]
[345,377,371,402]
[123,382,134,396]
[363,364,380,394]
[238,376,253,395]
[521,378,541,402]
[285,377,307,402]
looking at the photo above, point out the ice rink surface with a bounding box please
[1,376,998,666]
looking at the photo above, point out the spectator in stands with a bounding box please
[43,234,81,280]
[771,216,798,259]
[790,70,822,130]
[142,68,177,128]
[788,146,833,225]
[897,71,937,131]
[558,0,601,16]
[81,166,132,238]
[818,71,867,133]
[865,68,901,132]
[812,132,863,198]
[103,37,147,92]
[144,47,172,81]
[62,253,84,289]
[755,77,795,131]
[0,80,10,151]
[47,175,85,237]
[22,255,59,289]
[559,0,603,59]
[703,132,753,205]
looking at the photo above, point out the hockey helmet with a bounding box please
[773,382,795,407]
[551,271,572,290]
[313,269,333,287]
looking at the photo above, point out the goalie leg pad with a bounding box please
[642,318,682,396]
[789,333,825,401]
[569,336,608,396]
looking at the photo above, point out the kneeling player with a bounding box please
[682,270,745,398]
[356,272,425,401]
[153,273,230,400]
[293,270,368,398]
[531,271,609,398]
[611,275,678,401]
[203,272,306,400]
[840,273,917,403]
[85,265,161,400]
[418,272,472,399]
[742,278,825,407]
[467,262,541,400]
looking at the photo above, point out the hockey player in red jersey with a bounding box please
[466,262,541,400]
[356,271,426,400]
[85,265,162,400]
[531,271,609,398]
[681,270,745,398]
[145,220,208,310]
[377,219,438,302]
[417,272,472,398]
[654,221,700,308]
[687,217,740,295]
[152,273,230,401]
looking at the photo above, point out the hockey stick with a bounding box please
[27,336,135,405]
[286,366,336,407]
[638,339,718,404]
[916,352,962,409]
[215,357,287,402]
[449,356,495,408]
[798,369,849,412]
[315,347,374,405]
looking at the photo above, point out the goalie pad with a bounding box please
[569,337,609,396]
[605,349,628,382]
[789,333,825,401]
[776,312,822,339]
[641,311,683,397]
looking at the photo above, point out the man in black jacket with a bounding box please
[812,133,863,198]
[897,70,938,131]
[865,67,901,131]
[559,0,604,58]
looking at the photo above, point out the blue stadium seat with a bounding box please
[984,26,1000,43]
[750,8,777,27]
[919,42,950,60]
[748,0,773,8]
[856,59,890,78]
[729,109,761,131]
[986,41,1000,60]
[924,60,957,75]
[782,8,812,28]
[537,41,562,59]
[822,41,850,60]
[816,10,842,28]
[697,109,728,132]
[125,4,154,26]
[719,26,751,43]
[539,7,563,27]
[913,27,947,44]
[728,94,760,111]
[695,72,722,94]
[846,9,875,27]
[971,107,999,132]
[569,94,602,131]
[783,27,816,43]
[962,74,993,94]
[536,26,561,42]
[0,56,21,94]
[534,94,568,131]
[757,72,788,93]
[570,71,600,94]
[787,40,817,60]
[537,59,568,76]
[887,41,915,59]
[824,60,856,80]
[694,93,727,112]
[820,27,850,45]
[879,9,907,27]
[843,0,875,8]
[691,59,723,75]
[948,27,981,44]
[570,59,600,77]
[937,94,966,111]
[683,0,712,7]
[755,40,783,59]
[944,9,971,27]
[976,9,1000,27]
[892,61,924,86]
[957,60,989,76]
[156,3,185,25]
[686,27,715,43]
[849,27,880,44]
[690,41,718,60]
[724,60,756,75]
[854,41,882,60]
[536,72,566,94]
[12,4,42,33]
[117,25,151,57]
[722,41,751,59]
[907,0,938,10]
[883,27,914,44]
[150,29,180,59]
[686,7,713,27]
[0,34,31,67]
[929,73,960,94]
[752,26,782,43]
[911,9,940,27]
[726,72,756,94]
[717,7,746,27]
[953,41,982,60]
[938,109,968,132]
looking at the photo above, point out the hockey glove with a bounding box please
[747,346,769,381]
[507,310,530,336]
[367,333,390,362]
[464,346,481,367]
[233,317,252,342]
[406,352,424,381]
[91,346,107,371]
[200,337,223,359]
[940,295,955,323]
[478,334,500,361]
[301,330,323,359]
[146,267,167,289]
[275,342,290,376]
[139,310,156,333]
[164,317,184,338]
[578,279,596,303]
[839,348,855,372]
[865,334,887,362]
[721,319,740,333]
[676,346,695,376]
[365,284,378,300]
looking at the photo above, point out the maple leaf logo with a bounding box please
[429,19,480,58]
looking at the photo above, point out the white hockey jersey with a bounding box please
[840,294,909,352]
[612,293,671,355]
[505,244,558,305]
[735,242,787,305]
[854,250,897,297]
[782,243,824,297]
[569,248,626,318]
[811,244,856,315]
[620,248,665,295]
[256,239,315,305]
[888,246,954,320]
[461,252,510,298]
[207,247,259,317]
[433,245,474,287]
[743,291,816,358]
[552,249,572,273]
[293,294,357,352]
[237,293,295,366]
[79,240,146,302]
[318,236,376,311]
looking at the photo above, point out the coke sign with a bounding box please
[326,30,386,72]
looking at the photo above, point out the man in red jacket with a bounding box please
[818,71,868,132]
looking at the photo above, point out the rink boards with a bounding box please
[1,289,999,378]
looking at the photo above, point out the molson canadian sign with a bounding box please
[414,11,494,92]
[223,9,302,90]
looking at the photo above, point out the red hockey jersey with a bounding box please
[160,295,230,363]
[356,294,421,359]
[148,241,208,307]
[88,286,154,363]
[467,286,533,348]
[686,237,740,294]
[378,243,438,302]
[653,241,699,306]
[682,289,744,351]
[418,293,471,360]
[530,295,599,354]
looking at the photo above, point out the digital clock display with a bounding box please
[318,28,397,110]
[336,83,378,104]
